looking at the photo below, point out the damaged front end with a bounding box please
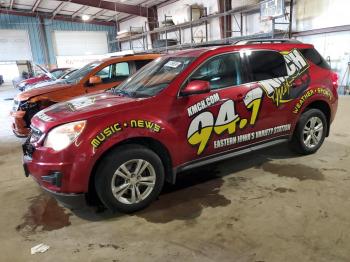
[11,100,41,137]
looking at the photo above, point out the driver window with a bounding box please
[189,53,245,90]
[95,66,110,82]
[95,62,130,84]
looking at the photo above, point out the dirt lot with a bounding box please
[1,83,350,262]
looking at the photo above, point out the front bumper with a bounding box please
[23,158,87,209]
[22,132,90,203]
[41,186,86,209]
[10,110,30,137]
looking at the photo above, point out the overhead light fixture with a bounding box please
[81,14,90,21]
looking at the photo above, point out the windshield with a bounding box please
[50,69,67,79]
[65,62,100,84]
[113,56,195,98]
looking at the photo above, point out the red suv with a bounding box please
[23,40,338,213]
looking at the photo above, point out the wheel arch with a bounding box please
[303,99,331,136]
[87,136,175,205]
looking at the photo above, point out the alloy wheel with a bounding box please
[303,116,323,149]
[111,159,156,205]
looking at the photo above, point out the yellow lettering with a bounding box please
[130,120,137,128]
[91,139,100,148]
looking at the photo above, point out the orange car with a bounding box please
[11,54,160,137]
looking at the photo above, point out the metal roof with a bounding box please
[0,0,166,23]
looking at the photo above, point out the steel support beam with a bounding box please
[288,0,294,38]
[60,0,156,18]
[90,9,108,20]
[147,6,158,48]
[32,0,42,12]
[72,5,89,18]
[218,0,232,40]
[293,24,350,37]
[38,16,50,66]
[52,2,68,18]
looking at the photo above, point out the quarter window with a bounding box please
[247,51,288,81]
[189,53,246,90]
[299,48,331,70]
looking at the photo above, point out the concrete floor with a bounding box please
[1,83,350,262]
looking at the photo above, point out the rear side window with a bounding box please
[299,48,331,70]
[135,59,153,70]
[247,51,288,81]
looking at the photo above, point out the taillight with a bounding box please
[331,72,338,89]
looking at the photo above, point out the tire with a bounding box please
[289,108,328,155]
[94,144,165,213]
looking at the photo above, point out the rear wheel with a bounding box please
[289,108,327,154]
[95,145,165,213]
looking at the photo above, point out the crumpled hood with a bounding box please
[17,82,73,101]
[31,92,141,129]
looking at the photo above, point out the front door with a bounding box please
[174,52,268,162]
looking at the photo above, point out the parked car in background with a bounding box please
[16,67,70,91]
[0,75,3,85]
[22,40,338,213]
[11,54,160,137]
[49,68,71,79]
[12,71,31,89]
[24,68,78,91]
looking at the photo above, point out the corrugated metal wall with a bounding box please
[0,13,117,66]
[0,14,46,64]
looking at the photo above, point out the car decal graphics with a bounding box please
[66,97,96,112]
[187,88,263,155]
[91,120,161,149]
[187,93,220,117]
[36,111,53,122]
[259,49,310,107]
[186,49,308,155]
[91,123,122,148]
[214,124,291,149]
[293,87,333,114]
[130,120,161,132]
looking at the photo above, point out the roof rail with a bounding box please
[194,42,231,48]
[235,38,301,45]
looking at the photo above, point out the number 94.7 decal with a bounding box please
[187,88,263,155]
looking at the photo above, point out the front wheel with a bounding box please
[289,108,327,155]
[95,145,165,213]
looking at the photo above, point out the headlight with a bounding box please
[18,82,26,88]
[44,120,86,151]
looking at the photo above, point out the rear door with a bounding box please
[243,49,302,140]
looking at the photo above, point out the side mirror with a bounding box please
[89,75,102,85]
[180,80,210,96]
